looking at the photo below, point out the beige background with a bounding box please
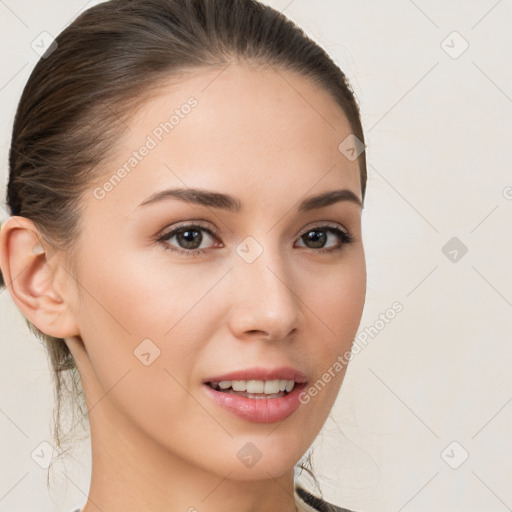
[1,1,511,511]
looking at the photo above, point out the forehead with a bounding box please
[89,62,361,214]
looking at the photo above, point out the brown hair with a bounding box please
[0,0,366,494]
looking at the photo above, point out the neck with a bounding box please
[80,397,299,512]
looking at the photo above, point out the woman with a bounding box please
[0,0,367,511]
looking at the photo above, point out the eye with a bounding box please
[157,223,222,256]
[295,225,353,253]
[157,222,353,257]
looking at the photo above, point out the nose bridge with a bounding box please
[228,236,302,339]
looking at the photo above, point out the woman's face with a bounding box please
[64,63,366,480]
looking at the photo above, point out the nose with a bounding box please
[227,246,304,342]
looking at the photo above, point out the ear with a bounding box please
[0,216,80,338]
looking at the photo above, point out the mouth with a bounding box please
[203,379,308,423]
[205,379,298,399]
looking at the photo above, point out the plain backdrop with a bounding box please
[1,1,511,511]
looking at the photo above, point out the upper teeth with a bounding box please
[211,379,295,394]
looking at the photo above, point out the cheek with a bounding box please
[73,253,223,442]
[73,248,227,412]
[304,256,366,348]
[296,255,365,409]
[76,244,227,341]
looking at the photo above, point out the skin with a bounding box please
[0,63,366,512]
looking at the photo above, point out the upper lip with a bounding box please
[203,366,307,384]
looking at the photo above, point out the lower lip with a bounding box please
[202,382,307,424]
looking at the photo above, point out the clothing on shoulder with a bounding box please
[295,484,359,512]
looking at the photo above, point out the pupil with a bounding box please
[304,230,326,248]
[178,229,202,249]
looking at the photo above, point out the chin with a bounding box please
[213,440,301,482]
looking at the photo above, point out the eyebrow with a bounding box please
[137,187,362,212]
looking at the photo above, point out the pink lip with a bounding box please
[202,381,307,423]
[202,366,307,384]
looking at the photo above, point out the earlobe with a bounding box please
[0,216,80,338]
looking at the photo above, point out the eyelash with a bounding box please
[156,222,354,257]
